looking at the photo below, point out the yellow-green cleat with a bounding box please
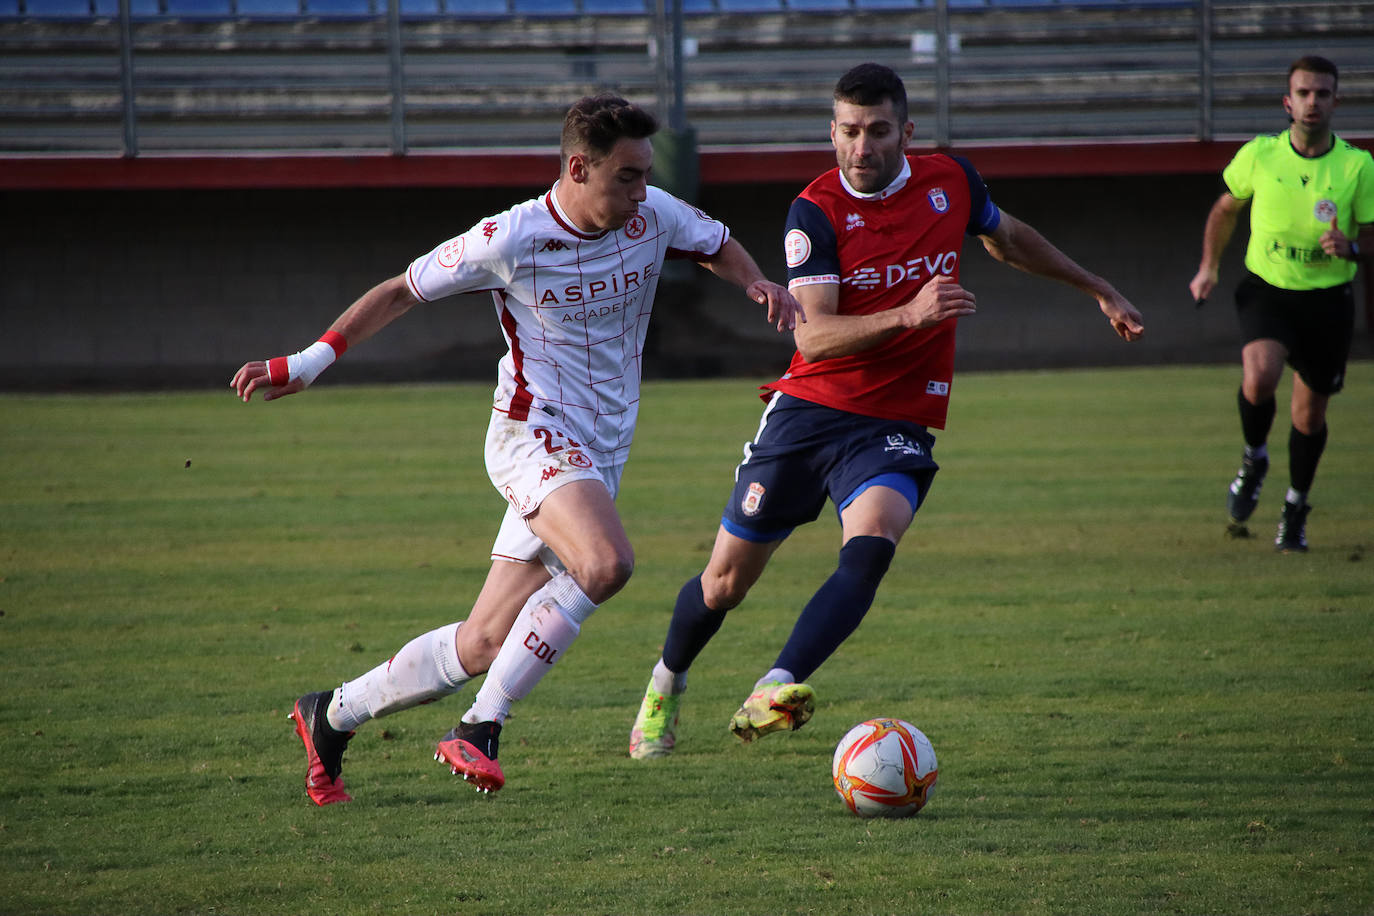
[728,681,815,743]
[630,679,683,760]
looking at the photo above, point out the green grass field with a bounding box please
[2,364,1371,916]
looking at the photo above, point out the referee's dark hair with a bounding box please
[560,95,658,168]
[834,63,909,125]
[1288,55,1339,91]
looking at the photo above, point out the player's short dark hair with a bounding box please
[560,94,658,167]
[834,63,909,124]
[1288,55,1338,91]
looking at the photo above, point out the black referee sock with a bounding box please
[1238,387,1276,449]
[1288,423,1328,496]
[661,575,728,674]
[773,535,896,684]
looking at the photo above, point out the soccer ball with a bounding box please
[832,718,938,818]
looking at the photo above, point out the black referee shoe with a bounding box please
[1275,502,1310,553]
[1227,453,1268,523]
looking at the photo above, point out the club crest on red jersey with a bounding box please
[927,188,949,213]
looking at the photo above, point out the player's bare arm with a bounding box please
[981,211,1145,342]
[1189,191,1248,304]
[230,273,419,403]
[791,274,975,364]
[701,238,806,331]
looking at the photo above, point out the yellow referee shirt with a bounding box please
[1223,130,1374,290]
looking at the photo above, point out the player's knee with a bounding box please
[700,566,750,611]
[569,546,634,604]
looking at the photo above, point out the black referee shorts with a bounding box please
[1234,272,1354,395]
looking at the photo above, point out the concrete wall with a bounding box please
[1,172,1368,389]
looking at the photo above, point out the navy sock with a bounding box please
[1288,423,1327,495]
[1238,387,1276,449]
[774,536,896,684]
[661,575,728,674]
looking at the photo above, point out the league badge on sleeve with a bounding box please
[927,187,949,214]
[785,229,812,268]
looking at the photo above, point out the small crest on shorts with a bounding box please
[742,481,766,516]
[1314,199,1337,223]
[566,450,593,469]
[927,187,949,213]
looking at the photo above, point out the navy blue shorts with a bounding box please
[720,393,940,543]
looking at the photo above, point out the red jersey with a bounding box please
[766,153,1000,429]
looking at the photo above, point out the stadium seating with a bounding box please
[787,0,853,10]
[232,0,300,13]
[717,0,782,10]
[164,0,232,15]
[582,0,645,12]
[398,0,439,14]
[511,0,577,14]
[23,0,94,16]
[447,0,508,15]
[303,0,372,15]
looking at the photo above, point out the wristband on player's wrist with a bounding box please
[266,331,348,387]
[1351,240,1361,260]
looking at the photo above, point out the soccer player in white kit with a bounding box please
[230,95,804,805]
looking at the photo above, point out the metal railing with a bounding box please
[1,0,1371,156]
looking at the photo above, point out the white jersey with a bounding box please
[406,184,729,466]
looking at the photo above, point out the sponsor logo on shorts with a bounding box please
[624,214,647,239]
[1314,199,1337,223]
[437,237,465,268]
[927,187,949,213]
[742,481,766,516]
[785,229,812,267]
[884,434,925,456]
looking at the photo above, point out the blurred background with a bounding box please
[2,0,1371,387]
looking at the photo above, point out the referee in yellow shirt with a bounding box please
[1190,55,1374,552]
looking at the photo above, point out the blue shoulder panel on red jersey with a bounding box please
[951,155,1001,236]
[784,196,840,285]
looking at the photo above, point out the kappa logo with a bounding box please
[741,481,766,516]
[540,239,570,252]
[845,212,865,232]
[540,466,563,483]
[927,187,949,213]
[482,221,499,243]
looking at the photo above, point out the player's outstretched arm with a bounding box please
[1188,191,1246,306]
[700,238,806,332]
[230,274,419,403]
[980,211,1144,342]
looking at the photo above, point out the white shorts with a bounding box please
[485,409,624,570]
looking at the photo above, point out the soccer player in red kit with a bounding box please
[630,63,1145,758]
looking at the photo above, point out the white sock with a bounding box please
[463,572,597,724]
[757,667,795,689]
[327,622,469,732]
[1286,487,1306,507]
[652,658,688,695]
